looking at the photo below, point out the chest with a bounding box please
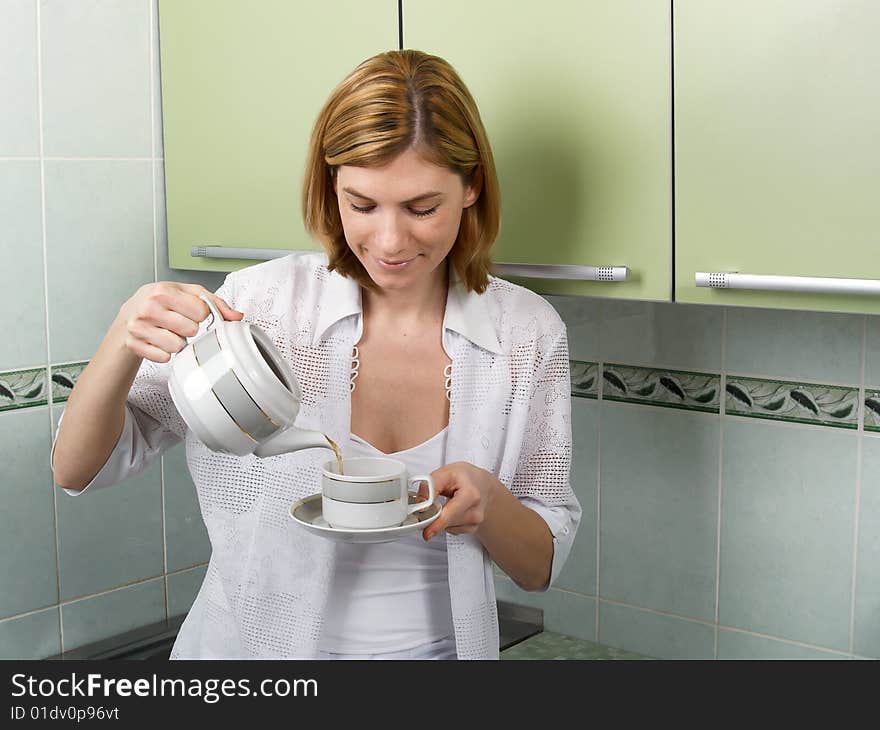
[348,332,452,454]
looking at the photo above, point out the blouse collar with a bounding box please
[312,260,503,355]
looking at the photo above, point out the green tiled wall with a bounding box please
[500,298,880,660]
[0,0,221,658]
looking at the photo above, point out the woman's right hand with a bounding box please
[116,282,243,363]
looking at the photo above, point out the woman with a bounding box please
[51,49,581,660]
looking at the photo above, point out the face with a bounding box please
[334,147,479,293]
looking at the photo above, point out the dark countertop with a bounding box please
[501,631,651,660]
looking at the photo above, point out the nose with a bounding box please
[374,211,408,257]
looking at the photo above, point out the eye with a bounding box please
[349,203,375,214]
[410,206,438,218]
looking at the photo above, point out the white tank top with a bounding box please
[317,428,454,654]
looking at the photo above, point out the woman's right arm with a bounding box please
[52,282,242,491]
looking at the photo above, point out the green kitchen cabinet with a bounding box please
[158,0,398,272]
[675,0,880,314]
[404,0,672,300]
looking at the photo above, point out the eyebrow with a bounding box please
[341,187,444,205]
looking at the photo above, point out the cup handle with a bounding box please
[407,475,435,515]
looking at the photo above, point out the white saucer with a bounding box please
[289,493,442,544]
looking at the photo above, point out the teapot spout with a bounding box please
[253,426,332,458]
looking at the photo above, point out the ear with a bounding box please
[462,166,482,208]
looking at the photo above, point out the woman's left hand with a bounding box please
[421,461,499,541]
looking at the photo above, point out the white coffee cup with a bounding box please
[321,457,435,530]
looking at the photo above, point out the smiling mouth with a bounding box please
[377,256,416,268]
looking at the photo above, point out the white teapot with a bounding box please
[167,296,332,457]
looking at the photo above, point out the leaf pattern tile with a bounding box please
[602,364,720,414]
[570,360,599,399]
[726,376,859,430]
[50,362,88,404]
[0,367,48,412]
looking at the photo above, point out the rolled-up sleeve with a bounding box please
[51,402,182,496]
[511,324,582,591]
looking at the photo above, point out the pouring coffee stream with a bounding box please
[167,295,341,463]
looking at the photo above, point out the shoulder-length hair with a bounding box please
[302,49,500,293]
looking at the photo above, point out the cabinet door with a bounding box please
[159,0,398,272]
[675,0,880,314]
[404,0,671,300]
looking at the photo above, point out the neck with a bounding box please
[362,259,449,327]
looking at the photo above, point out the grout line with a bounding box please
[0,564,211,626]
[36,156,155,161]
[149,0,168,622]
[669,0,675,304]
[595,302,603,641]
[713,308,727,659]
[33,0,65,655]
[849,315,867,654]
[596,597,855,658]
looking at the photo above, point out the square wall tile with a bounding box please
[599,601,714,659]
[0,408,58,619]
[726,306,862,384]
[45,161,154,363]
[155,160,227,290]
[720,418,857,651]
[151,0,164,160]
[0,608,61,659]
[600,403,719,621]
[167,564,207,618]
[854,435,880,658]
[601,300,722,371]
[163,443,211,572]
[717,629,847,660]
[554,397,597,595]
[61,578,165,652]
[543,294,600,362]
[40,0,151,157]
[493,576,597,642]
[0,0,39,156]
[0,161,46,369]
[55,406,164,600]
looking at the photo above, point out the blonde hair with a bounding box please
[302,49,500,293]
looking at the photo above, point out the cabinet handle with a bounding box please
[695,272,880,296]
[190,246,629,282]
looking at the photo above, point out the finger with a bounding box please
[145,307,204,339]
[129,324,187,356]
[180,284,244,321]
[124,335,174,363]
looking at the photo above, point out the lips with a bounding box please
[375,255,416,270]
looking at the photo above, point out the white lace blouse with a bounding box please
[54,252,582,659]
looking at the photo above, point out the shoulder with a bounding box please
[483,274,566,346]
[217,251,330,309]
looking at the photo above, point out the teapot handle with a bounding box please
[199,294,224,333]
[169,294,224,365]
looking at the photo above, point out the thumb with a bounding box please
[212,296,244,322]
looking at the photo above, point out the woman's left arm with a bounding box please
[423,462,554,591]
[423,324,581,592]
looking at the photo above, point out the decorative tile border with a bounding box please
[726,376,859,430]
[0,367,49,412]
[861,389,880,433]
[570,360,599,399]
[602,364,721,414]
[50,362,88,404]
